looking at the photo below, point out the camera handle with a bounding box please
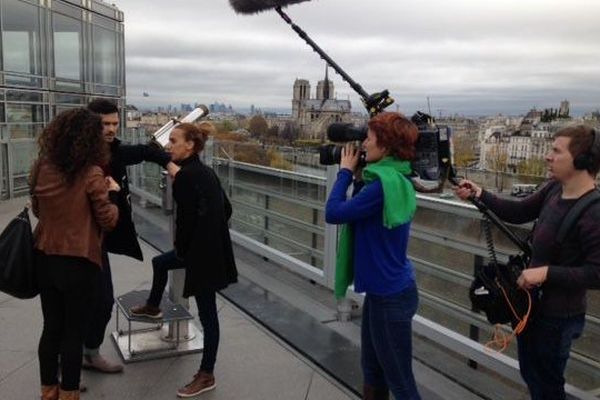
[448,176,532,257]
[275,7,394,117]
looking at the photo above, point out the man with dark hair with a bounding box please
[455,125,600,400]
[83,98,179,373]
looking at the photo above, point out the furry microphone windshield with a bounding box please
[229,0,311,14]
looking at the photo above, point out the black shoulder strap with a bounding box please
[528,181,561,242]
[556,189,600,245]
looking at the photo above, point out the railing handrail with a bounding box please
[126,146,600,398]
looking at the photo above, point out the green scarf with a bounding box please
[334,157,416,298]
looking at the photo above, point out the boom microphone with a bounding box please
[229,0,310,14]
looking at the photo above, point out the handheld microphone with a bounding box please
[229,0,311,14]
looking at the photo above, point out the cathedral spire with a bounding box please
[323,65,330,100]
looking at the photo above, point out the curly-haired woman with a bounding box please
[31,108,119,400]
[326,112,421,400]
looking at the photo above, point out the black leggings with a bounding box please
[37,253,99,391]
[195,291,219,373]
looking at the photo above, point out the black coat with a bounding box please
[104,139,170,261]
[173,155,237,296]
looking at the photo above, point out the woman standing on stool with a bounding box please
[133,122,237,398]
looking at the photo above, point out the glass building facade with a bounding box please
[0,0,125,198]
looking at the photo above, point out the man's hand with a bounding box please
[517,266,548,290]
[453,179,482,200]
[340,143,360,173]
[166,161,181,177]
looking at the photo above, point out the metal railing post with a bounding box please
[164,173,191,340]
[323,165,353,321]
[324,164,339,290]
[264,194,270,248]
[311,207,318,266]
[469,253,484,369]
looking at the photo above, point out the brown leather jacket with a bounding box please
[32,160,119,267]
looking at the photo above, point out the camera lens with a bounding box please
[319,144,342,165]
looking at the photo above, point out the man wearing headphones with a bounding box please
[455,125,600,400]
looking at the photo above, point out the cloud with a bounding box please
[115,0,600,115]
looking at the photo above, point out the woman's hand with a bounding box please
[166,161,181,178]
[340,143,360,173]
[453,179,482,200]
[106,176,121,192]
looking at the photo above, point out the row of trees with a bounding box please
[247,115,300,144]
[452,136,546,192]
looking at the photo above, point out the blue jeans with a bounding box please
[361,284,421,400]
[517,313,585,400]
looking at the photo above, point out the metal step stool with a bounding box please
[111,289,203,363]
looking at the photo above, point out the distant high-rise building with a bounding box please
[559,100,570,118]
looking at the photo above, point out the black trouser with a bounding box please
[195,291,219,373]
[147,251,219,373]
[37,253,99,391]
[147,250,184,307]
[84,248,113,351]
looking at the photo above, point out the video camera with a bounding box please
[319,123,367,166]
[319,112,454,192]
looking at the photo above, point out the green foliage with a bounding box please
[267,125,279,138]
[248,115,268,137]
[267,148,293,170]
[293,139,321,148]
[452,135,477,168]
[517,157,546,177]
[281,121,299,143]
[216,120,236,132]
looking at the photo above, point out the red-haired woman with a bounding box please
[326,112,421,400]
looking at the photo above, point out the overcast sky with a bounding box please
[115,0,600,116]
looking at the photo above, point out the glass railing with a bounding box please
[127,135,600,398]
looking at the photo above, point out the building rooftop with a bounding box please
[0,196,511,400]
[1,168,597,400]
[0,197,356,400]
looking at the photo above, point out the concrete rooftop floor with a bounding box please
[0,197,356,400]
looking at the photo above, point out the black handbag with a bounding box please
[470,254,531,325]
[0,206,38,299]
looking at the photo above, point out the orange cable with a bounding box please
[484,283,532,352]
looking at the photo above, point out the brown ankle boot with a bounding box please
[176,370,216,397]
[363,384,389,400]
[58,389,79,400]
[41,384,59,400]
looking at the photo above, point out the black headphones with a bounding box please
[573,128,600,171]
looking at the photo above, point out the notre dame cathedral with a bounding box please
[292,67,352,140]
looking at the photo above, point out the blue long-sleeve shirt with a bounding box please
[325,169,416,296]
